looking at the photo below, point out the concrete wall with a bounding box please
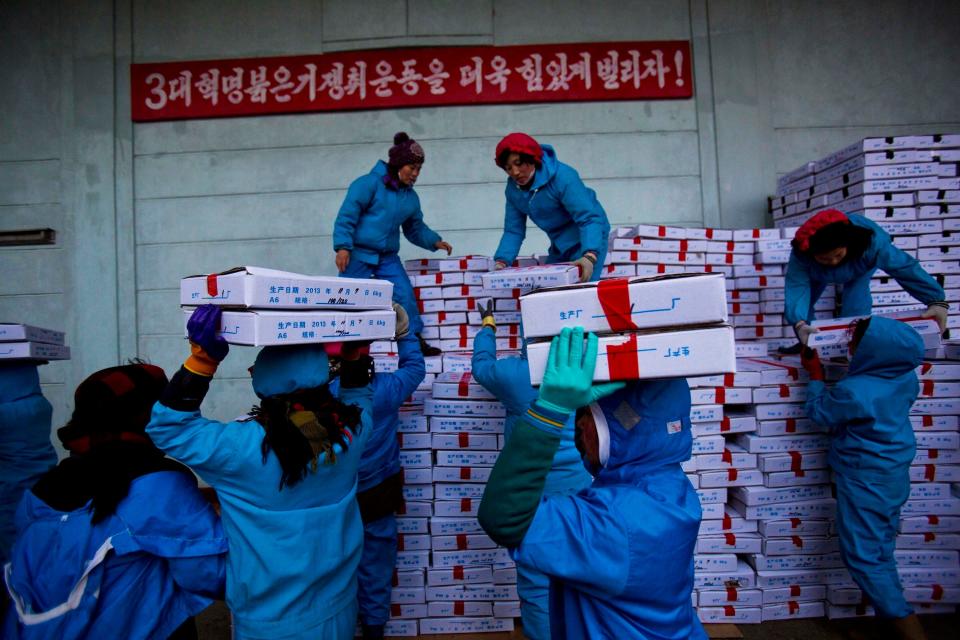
[2,0,959,432]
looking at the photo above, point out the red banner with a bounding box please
[130,41,692,121]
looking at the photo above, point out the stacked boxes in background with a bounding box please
[0,324,70,361]
[770,134,960,339]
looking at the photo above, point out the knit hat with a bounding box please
[792,209,850,252]
[388,132,425,168]
[57,363,169,452]
[252,344,329,399]
[495,133,543,167]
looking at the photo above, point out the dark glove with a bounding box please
[339,355,375,388]
[478,299,496,329]
[801,347,824,382]
[184,305,229,376]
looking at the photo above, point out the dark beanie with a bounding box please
[388,132,425,168]
[57,363,169,451]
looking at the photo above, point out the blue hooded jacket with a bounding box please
[470,326,591,494]
[493,145,610,266]
[785,214,945,325]
[146,351,375,640]
[0,364,57,565]
[329,333,425,493]
[805,316,925,476]
[481,378,705,640]
[333,161,442,265]
[4,469,226,640]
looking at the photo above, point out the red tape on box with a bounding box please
[454,601,465,615]
[932,585,944,601]
[458,372,471,397]
[790,585,801,597]
[460,467,471,480]
[457,534,468,550]
[597,278,638,332]
[726,586,738,602]
[453,565,464,580]
[925,464,936,481]
[606,333,640,380]
[206,273,218,296]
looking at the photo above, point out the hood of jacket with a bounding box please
[848,315,925,378]
[527,144,559,191]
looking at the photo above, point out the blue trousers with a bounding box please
[516,468,593,640]
[546,246,606,283]
[340,253,423,335]
[807,268,875,321]
[834,469,913,618]
[357,514,397,626]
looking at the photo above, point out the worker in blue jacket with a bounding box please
[785,208,947,345]
[336,312,425,640]
[4,363,226,640]
[471,302,592,640]
[803,316,928,640]
[492,133,610,282]
[478,328,706,640]
[147,304,383,640]
[0,363,57,566]
[333,132,452,356]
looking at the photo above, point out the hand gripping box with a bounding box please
[480,264,579,290]
[526,325,736,385]
[519,273,728,338]
[182,308,395,346]
[810,311,942,351]
[180,267,392,309]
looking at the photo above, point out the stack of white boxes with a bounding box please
[0,323,70,361]
[368,256,562,636]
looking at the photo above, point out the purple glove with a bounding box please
[187,304,229,362]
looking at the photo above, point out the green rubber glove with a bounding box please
[537,327,626,414]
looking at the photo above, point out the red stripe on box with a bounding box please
[459,325,468,349]
[454,601,465,615]
[509,336,518,349]
[925,532,936,542]
[923,415,933,427]
[733,303,741,314]
[760,276,768,286]
[726,586,738,602]
[457,534,468,550]
[460,467,471,480]
[392,569,399,587]
[397,434,405,448]
[512,288,522,299]
[417,300,425,313]
[435,273,443,284]
[680,239,688,251]
[658,225,666,237]
[725,252,733,264]
[790,518,801,528]
[755,326,765,337]
[932,585,944,601]
[630,250,638,262]
[928,515,940,525]
[923,380,935,396]
[438,311,447,323]
[789,451,802,472]
[715,387,726,404]
[790,585,801,597]
[467,298,476,310]
[206,273,218,296]
[727,468,738,481]
[922,362,933,374]
[779,384,790,397]
[755,314,764,323]
[606,333,640,379]
[657,264,666,273]
[460,498,472,512]
[461,285,469,296]
[722,448,732,465]
[930,449,939,459]
[720,416,731,433]
[678,251,687,262]
[731,289,740,299]
[391,604,401,617]
[925,464,936,481]
[453,565,464,580]
[633,237,642,245]
[786,418,797,433]
[788,601,799,615]
[722,513,732,530]
[459,433,470,448]
[458,371,471,396]
[726,241,734,251]
[724,373,735,387]
[723,605,735,617]
[792,535,803,548]
[596,280,637,331]
[459,259,467,270]
[752,229,760,238]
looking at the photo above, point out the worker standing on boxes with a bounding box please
[340,314,426,640]
[492,133,610,283]
[785,208,948,346]
[147,304,392,639]
[333,132,452,357]
[470,302,592,640]
[802,317,928,640]
[4,363,226,639]
[478,327,706,640]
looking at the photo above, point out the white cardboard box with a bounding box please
[0,323,65,345]
[525,325,736,385]
[206,308,395,346]
[180,266,392,309]
[480,264,579,290]
[810,311,942,352]
[519,273,728,338]
[0,341,71,361]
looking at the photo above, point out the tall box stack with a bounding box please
[367,255,573,635]
[769,134,960,339]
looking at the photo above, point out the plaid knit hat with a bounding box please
[388,132,425,168]
[58,363,168,453]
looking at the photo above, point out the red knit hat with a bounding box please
[792,209,850,252]
[495,133,542,167]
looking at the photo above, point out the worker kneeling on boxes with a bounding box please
[478,327,707,640]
